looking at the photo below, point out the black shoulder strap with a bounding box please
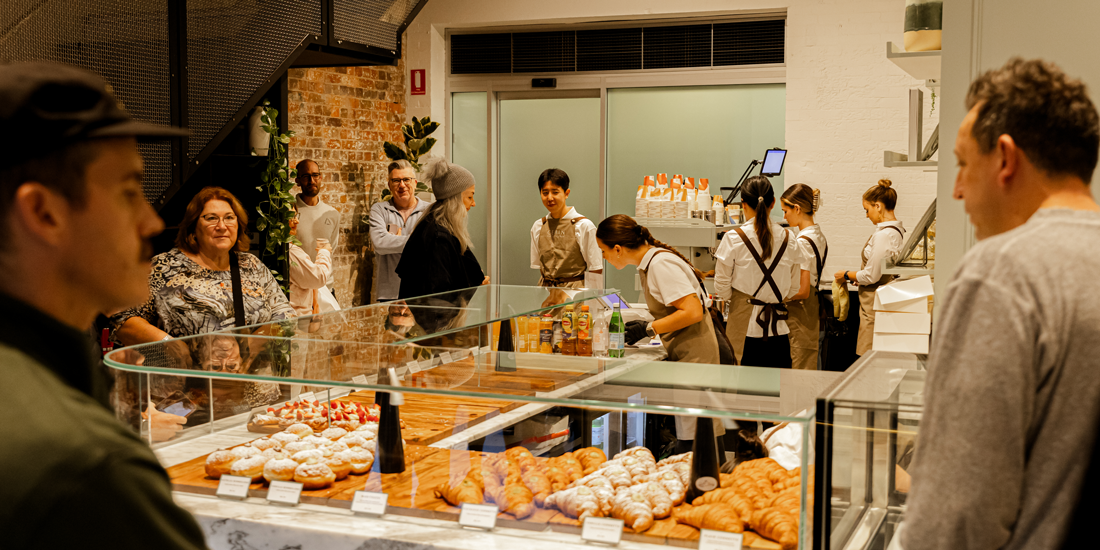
[884,225,903,238]
[800,235,825,282]
[734,227,789,303]
[229,251,246,328]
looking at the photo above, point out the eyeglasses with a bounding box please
[299,172,322,181]
[390,177,416,186]
[206,359,242,373]
[202,214,238,226]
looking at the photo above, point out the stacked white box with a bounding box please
[872,276,933,354]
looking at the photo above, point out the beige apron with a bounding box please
[640,249,724,440]
[537,215,588,289]
[788,235,826,370]
[856,226,903,355]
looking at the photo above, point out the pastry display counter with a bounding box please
[107,345,816,548]
[813,351,926,550]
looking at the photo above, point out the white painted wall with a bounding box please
[404,0,939,279]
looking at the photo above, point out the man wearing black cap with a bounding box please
[0,63,207,548]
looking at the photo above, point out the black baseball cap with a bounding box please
[0,62,188,164]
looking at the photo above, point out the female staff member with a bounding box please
[529,168,603,289]
[714,176,808,368]
[287,202,334,316]
[781,184,828,370]
[835,179,905,356]
[597,214,721,452]
[396,159,487,298]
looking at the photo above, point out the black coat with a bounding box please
[396,212,484,299]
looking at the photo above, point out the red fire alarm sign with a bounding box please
[411,69,425,95]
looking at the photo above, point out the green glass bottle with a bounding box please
[608,301,625,358]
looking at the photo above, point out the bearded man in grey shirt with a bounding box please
[900,59,1100,550]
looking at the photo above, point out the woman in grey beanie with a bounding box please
[395,158,488,298]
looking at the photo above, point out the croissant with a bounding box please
[773,467,802,492]
[731,474,775,509]
[554,452,584,482]
[574,466,632,489]
[750,508,799,550]
[720,472,736,488]
[484,473,536,519]
[663,462,691,487]
[599,456,654,483]
[673,503,745,534]
[614,446,655,464]
[546,463,572,492]
[656,452,691,468]
[692,487,755,523]
[583,476,616,515]
[765,489,801,516]
[485,454,523,486]
[545,485,602,520]
[434,477,483,507]
[638,469,686,505]
[611,488,655,532]
[502,448,552,506]
[573,447,607,475]
[626,481,673,518]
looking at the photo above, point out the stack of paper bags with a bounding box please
[872,275,933,354]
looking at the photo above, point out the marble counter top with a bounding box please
[178,493,672,550]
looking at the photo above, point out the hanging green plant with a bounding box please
[380,116,438,201]
[253,100,301,293]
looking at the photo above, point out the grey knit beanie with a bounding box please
[422,158,475,200]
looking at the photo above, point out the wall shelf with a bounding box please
[887,42,941,82]
[884,151,938,168]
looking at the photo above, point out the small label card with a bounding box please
[352,374,368,385]
[215,475,251,499]
[351,490,388,516]
[582,517,624,545]
[458,503,498,530]
[366,374,379,384]
[298,391,316,403]
[266,481,303,505]
[698,529,743,550]
[439,351,454,364]
[420,358,434,371]
[407,360,421,374]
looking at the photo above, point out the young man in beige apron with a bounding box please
[529,168,602,289]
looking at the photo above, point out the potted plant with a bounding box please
[252,99,300,292]
[381,115,439,201]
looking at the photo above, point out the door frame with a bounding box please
[447,66,786,287]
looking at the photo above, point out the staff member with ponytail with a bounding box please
[781,184,828,370]
[714,176,808,368]
[835,179,905,356]
[597,214,722,450]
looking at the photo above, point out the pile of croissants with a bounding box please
[434,447,809,549]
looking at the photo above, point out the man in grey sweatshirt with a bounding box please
[901,58,1100,549]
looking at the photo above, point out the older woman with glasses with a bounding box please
[112,187,293,426]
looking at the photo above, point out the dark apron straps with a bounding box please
[733,227,790,339]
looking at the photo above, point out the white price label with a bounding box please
[479,346,491,356]
[698,529,743,550]
[420,359,434,371]
[407,361,421,374]
[439,351,453,364]
[581,517,624,545]
[215,475,251,499]
[266,481,302,505]
[351,490,388,515]
[352,375,368,384]
[458,503,498,530]
[298,391,316,403]
[366,374,379,384]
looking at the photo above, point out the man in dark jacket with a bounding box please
[0,62,208,549]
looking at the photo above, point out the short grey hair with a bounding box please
[387,159,414,177]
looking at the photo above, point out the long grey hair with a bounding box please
[418,158,473,253]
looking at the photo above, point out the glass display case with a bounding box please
[104,285,819,549]
[814,351,926,550]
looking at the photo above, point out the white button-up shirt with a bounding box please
[856,221,906,286]
[714,221,807,337]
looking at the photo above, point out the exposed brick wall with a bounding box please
[286,50,406,307]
